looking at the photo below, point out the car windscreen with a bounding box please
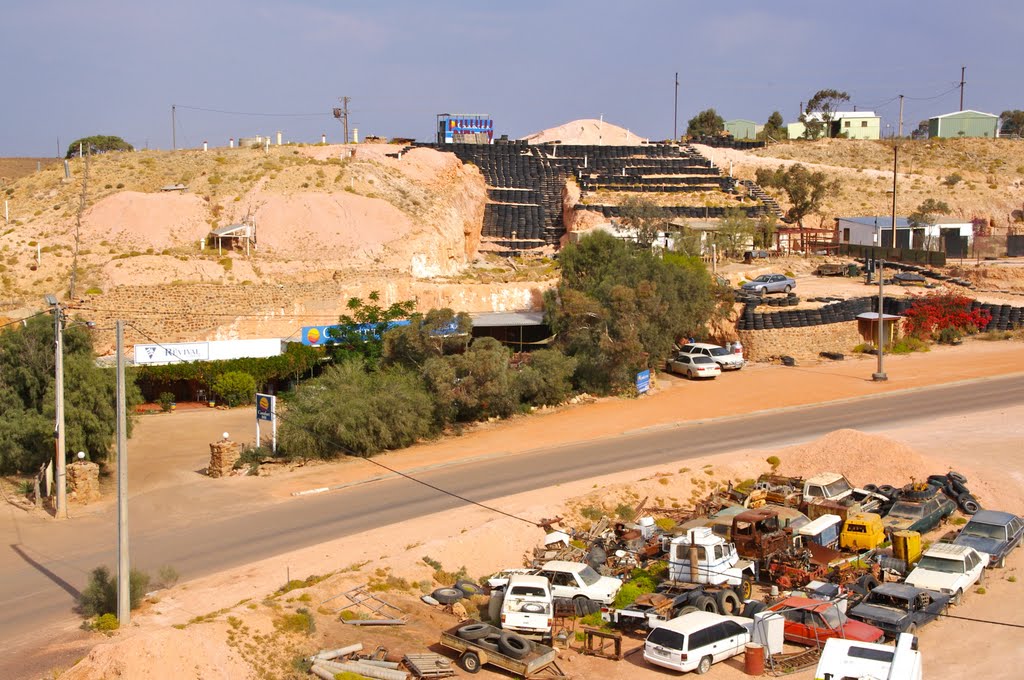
[577,565,602,586]
[647,627,686,650]
[693,356,715,364]
[889,502,925,518]
[709,347,731,356]
[917,556,964,573]
[865,592,908,609]
[753,275,771,282]
[962,522,1007,540]
[823,478,852,496]
[819,606,848,629]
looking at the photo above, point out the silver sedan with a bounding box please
[741,274,796,295]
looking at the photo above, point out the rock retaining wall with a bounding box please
[737,321,864,363]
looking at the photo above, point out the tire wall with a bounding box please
[737,321,863,363]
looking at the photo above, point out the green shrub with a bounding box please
[156,565,180,588]
[766,455,781,469]
[889,336,930,354]
[212,371,256,407]
[92,613,119,631]
[580,506,604,521]
[615,503,636,521]
[936,327,962,345]
[79,566,151,617]
[852,343,873,353]
[275,607,315,635]
[158,392,175,412]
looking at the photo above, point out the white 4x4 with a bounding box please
[499,574,553,639]
[904,543,988,605]
[536,560,623,605]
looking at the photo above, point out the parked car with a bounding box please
[678,343,745,371]
[499,574,553,639]
[848,583,950,638]
[741,274,796,295]
[768,596,884,646]
[904,543,987,605]
[667,354,721,380]
[952,510,1024,568]
[644,611,751,675]
[535,560,622,606]
[815,632,922,680]
[882,494,956,535]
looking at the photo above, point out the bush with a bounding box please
[514,349,578,407]
[156,565,180,588]
[92,613,119,631]
[211,371,256,407]
[615,503,636,521]
[889,336,930,354]
[944,173,963,186]
[766,455,781,469]
[158,392,175,412]
[79,566,151,617]
[275,607,316,635]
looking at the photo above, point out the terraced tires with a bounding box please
[696,655,713,675]
[498,632,532,660]
[459,651,482,673]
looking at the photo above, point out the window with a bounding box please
[807,486,824,498]
[647,627,686,650]
[843,228,851,241]
[965,552,979,570]
[577,566,602,586]
[721,620,747,637]
[861,121,868,127]
[846,523,866,533]
[689,627,712,650]
[714,544,726,560]
[844,121,851,128]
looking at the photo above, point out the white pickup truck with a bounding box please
[815,632,922,680]
[802,472,890,513]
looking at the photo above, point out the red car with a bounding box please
[768,596,884,646]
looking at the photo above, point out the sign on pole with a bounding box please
[636,369,651,395]
[256,393,276,453]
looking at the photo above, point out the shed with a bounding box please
[210,223,255,255]
[856,312,901,348]
[928,110,998,139]
[725,119,758,140]
[469,311,551,351]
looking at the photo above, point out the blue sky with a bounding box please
[2,0,1020,156]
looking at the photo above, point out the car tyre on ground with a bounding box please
[432,587,464,605]
[696,655,714,675]
[456,580,484,597]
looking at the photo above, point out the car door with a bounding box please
[717,620,747,660]
[704,622,731,663]
[1009,518,1024,552]
[542,570,574,599]
[779,608,811,645]
[965,550,984,587]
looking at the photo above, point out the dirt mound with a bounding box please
[522,118,648,145]
[949,263,1024,292]
[776,429,928,486]
[82,191,210,250]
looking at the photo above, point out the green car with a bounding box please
[883,495,956,535]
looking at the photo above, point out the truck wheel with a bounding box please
[675,605,699,617]
[694,595,719,614]
[498,632,532,660]
[742,601,767,619]
[696,655,713,675]
[459,651,482,673]
[432,587,464,605]
[716,589,742,616]
[738,577,753,600]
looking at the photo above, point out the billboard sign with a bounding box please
[134,341,210,365]
[636,369,651,395]
[300,320,412,346]
[256,393,275,422]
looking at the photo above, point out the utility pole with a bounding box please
[959,66,966,111]
[898,95,904,137]
[115,320,130,624]
[673,72,679,140]
[50,298,67,518]
[341,97,350,144]
[891,145,898,249]
[873,259,888,382]
[171,105,177,151]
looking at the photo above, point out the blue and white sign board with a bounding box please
[636,369,651,395]
[300,320,412,347]
[255,393,276,452]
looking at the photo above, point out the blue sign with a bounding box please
[256,393,275,422]
[300,320,411,346]
[636,369,651,395]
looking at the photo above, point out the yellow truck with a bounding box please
[841,513,886,552]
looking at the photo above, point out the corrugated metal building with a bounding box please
[724,119,758,140]
[928,110,998,138]
[787,111,880,140]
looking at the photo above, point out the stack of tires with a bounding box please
[927,471,981,514]
[454,622,533,666]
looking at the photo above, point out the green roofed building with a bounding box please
[928,110,998,139]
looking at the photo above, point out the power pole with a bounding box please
[341,97,350,144]
[171,105,177,150]
[51,299,67,518]
[959,66,966,111]
[673,72,679,140]
[891,145,899,249]
[115,320,130,624]
[898,95,904,137]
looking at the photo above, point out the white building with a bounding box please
[788,111,881,140]
[835,216,973,253]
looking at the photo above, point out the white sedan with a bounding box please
[667,354,722,380]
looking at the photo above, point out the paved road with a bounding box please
[4,374,1023,671]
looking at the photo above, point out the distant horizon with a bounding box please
[2,0,1020,156]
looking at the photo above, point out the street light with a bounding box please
[46,294,67,518]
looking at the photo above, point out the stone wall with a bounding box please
[737,321,864,363]
[67,461,101,503]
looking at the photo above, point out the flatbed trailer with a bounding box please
[438,620,567,678]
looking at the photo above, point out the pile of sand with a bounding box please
[522,118,649,146]
[82,192,210,250]
[776,429,930,486]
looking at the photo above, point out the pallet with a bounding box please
[403,653,456,678]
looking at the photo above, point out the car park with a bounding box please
[741,273,796,295]
[768,596,885,646]
[903,543,987,605]
[952,510,1024,568]
[667,353,721,379]
[644,611,751,675]
[535,560,622,605]
[677,343,745,371]
[848,583,950,638]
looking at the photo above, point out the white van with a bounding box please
[644,610,752,675]
[815,632,922,680]
[499,574,553,640]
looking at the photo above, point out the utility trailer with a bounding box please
[438,621,566,678]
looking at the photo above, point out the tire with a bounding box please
[521,602,546,614]
[459,651,482,673]
[456,580,484,597]
[947,471,968,486]
[877,484,896,497]
[694,595,719,614]
[947,477,968,496]
[927,475,949,487]
[742,601,767,619]
[432,587,463,605]
[457,623,492,641]
[477,634,501,653]
[863,483,879,492]
[784,285,792,293]
[716,589,742,616]
[675,605,699,617]
[858,574,880,593]
[498,632,531,660]
[951,589,963,606]
[996,555,1006,569]
[737,577,753,600]
[958,493,981,515]
[695,655,713,675]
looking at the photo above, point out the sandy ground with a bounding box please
[8,340,1017,679]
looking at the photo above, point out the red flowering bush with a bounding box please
[903,293,990,343]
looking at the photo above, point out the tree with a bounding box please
[423,337,518,423]
[755,164,837,227]
[754,214,778,249]
[279,360,437,458]
[514,349,578,407]
[382,308,472,370]
[79,566,150,617]
[908,199,951,228]
[712,208,755,257]
[762,111,788,140]
[65,135,133,159]
[327,292,417,368]
[211,371,256,407]
[618,195,669,248]
[0,314,139,474]
[545,231,716,394]
[686,109,725,138]
[800,89,850,139]
[999,110,1024,137]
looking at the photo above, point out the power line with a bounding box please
[175,104,332,118]
[71,305,344,320]
[937,609,1024,629]
[123,321,540,528]
[903,84,961,102]
[0,310,48,331]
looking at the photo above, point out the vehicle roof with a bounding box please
[967,510,1019,525]
[869,582,928,598]
[539,561,589,573]
[799,514,844,534]
[922,543,973,558]
[805,472,846,485]
[845,512,882,523]
[507,574,551,587]
[682,343,723,350]
[735,508,779,521]
[652,610,749,633]
[770,596,835,612]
